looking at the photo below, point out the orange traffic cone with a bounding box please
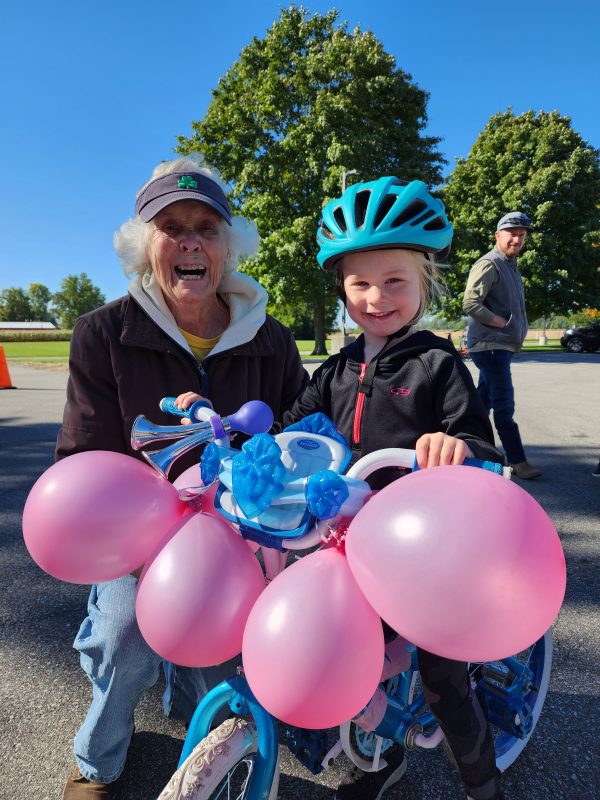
[0,346,16,389]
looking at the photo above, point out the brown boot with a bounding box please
[510,460,543,480]
[62,767,120,799]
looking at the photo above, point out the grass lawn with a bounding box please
[0,338,567,363]
[521,342,563,352]
[1,341,71,361]
[295,339,330,359]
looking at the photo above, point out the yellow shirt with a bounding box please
[179,328,221,362]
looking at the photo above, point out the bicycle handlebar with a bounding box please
[284,448,508,550]
[160,396,213,422]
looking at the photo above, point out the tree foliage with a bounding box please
[176,5,443,352]
[52,273,105,328]
[0,287,33,321]
[0,283,54,322]
[443,109,600,320]
[28,283,54,322]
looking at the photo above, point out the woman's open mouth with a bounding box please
[175,265,207,281]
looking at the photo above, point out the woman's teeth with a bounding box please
[175,266,206,280]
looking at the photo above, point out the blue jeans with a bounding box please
[470,349,526,465]
[73,575,235,783]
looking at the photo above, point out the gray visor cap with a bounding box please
[135,172,232,224]
[496,212,533,231]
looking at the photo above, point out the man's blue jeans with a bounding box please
[470,349,526,465]
[73,575,235,783]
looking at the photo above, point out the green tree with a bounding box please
[269,297,337,340]
[28,283,54,322]
[52,273,105,328]
[177,5,444,353]
[443,109,600,320]
[0,287,33,321]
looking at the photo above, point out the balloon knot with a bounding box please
[322,521,348,553]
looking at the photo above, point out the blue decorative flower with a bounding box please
[306,470,349,520]
[232,434,286,519]
[200,442,222,485]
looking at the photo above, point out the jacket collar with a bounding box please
[341,325,415,361]
[492,245,517,267]
[126,268,268,357]
[341,327,456,364]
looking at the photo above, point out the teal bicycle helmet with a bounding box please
[317,176,453,270]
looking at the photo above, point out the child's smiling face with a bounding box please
[341,249,424,342]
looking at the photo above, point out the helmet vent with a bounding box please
[410,209,435,227]
[373,194,398,229]
[319,223,336,240]
[391,199,427,228]
[354,190,370,229]
[333,206,348,233]
[423,216,446,231]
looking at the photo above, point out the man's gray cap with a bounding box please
[496,212,533,231]
[135,172,232,224]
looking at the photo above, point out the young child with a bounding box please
[284,177,505,800]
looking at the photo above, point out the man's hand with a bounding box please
[489,313,511,328]
[415,433,473,469]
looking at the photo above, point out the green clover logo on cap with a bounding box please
[178,175,198,189]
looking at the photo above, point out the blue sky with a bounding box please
[1,0,598,303]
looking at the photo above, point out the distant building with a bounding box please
[0,321,57,329]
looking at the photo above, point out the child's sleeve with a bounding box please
[433,354,505,464]
[281,362,329,428]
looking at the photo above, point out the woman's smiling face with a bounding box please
[147,199,229,311]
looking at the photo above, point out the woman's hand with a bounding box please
[415,433,473,469]
[173,392,212,425]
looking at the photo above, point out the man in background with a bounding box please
[463,212,542,480]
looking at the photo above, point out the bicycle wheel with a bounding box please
[471,630,552,772]
[158,717,279,800]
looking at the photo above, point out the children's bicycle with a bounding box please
[131,399,553,800]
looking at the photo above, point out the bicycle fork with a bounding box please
[180,675,279,799]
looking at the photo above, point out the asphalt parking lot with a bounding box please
[1,354,599,799]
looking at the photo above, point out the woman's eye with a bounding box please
[163,224,180,236]
[199,226,219,238]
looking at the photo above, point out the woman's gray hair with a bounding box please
[113,153,259,277]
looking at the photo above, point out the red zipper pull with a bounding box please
[353,363,368,446]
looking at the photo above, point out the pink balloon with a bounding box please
[173,468,219,516]
[346,466,566,662]
[242,547,384,728]
[23,451,187,584]
[136,512,265,667]
[173,470,260,553]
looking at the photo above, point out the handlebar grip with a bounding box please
[412,455,504,475]
[463,457,505,475]
[160,396,212,421]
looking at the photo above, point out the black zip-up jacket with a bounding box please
[56,295,308,479]
[284,329,502,487]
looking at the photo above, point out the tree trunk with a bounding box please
[311,300,328,355]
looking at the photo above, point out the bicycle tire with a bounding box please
[158,717,279,800]
[473,629,553,772]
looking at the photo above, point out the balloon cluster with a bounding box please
[23,453,566,730]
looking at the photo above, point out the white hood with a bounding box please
[128,269,268,358]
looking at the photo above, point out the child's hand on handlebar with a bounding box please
[415,433,473,469]
[174,392,212,425]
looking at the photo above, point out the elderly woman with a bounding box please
[57,155,308,799]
